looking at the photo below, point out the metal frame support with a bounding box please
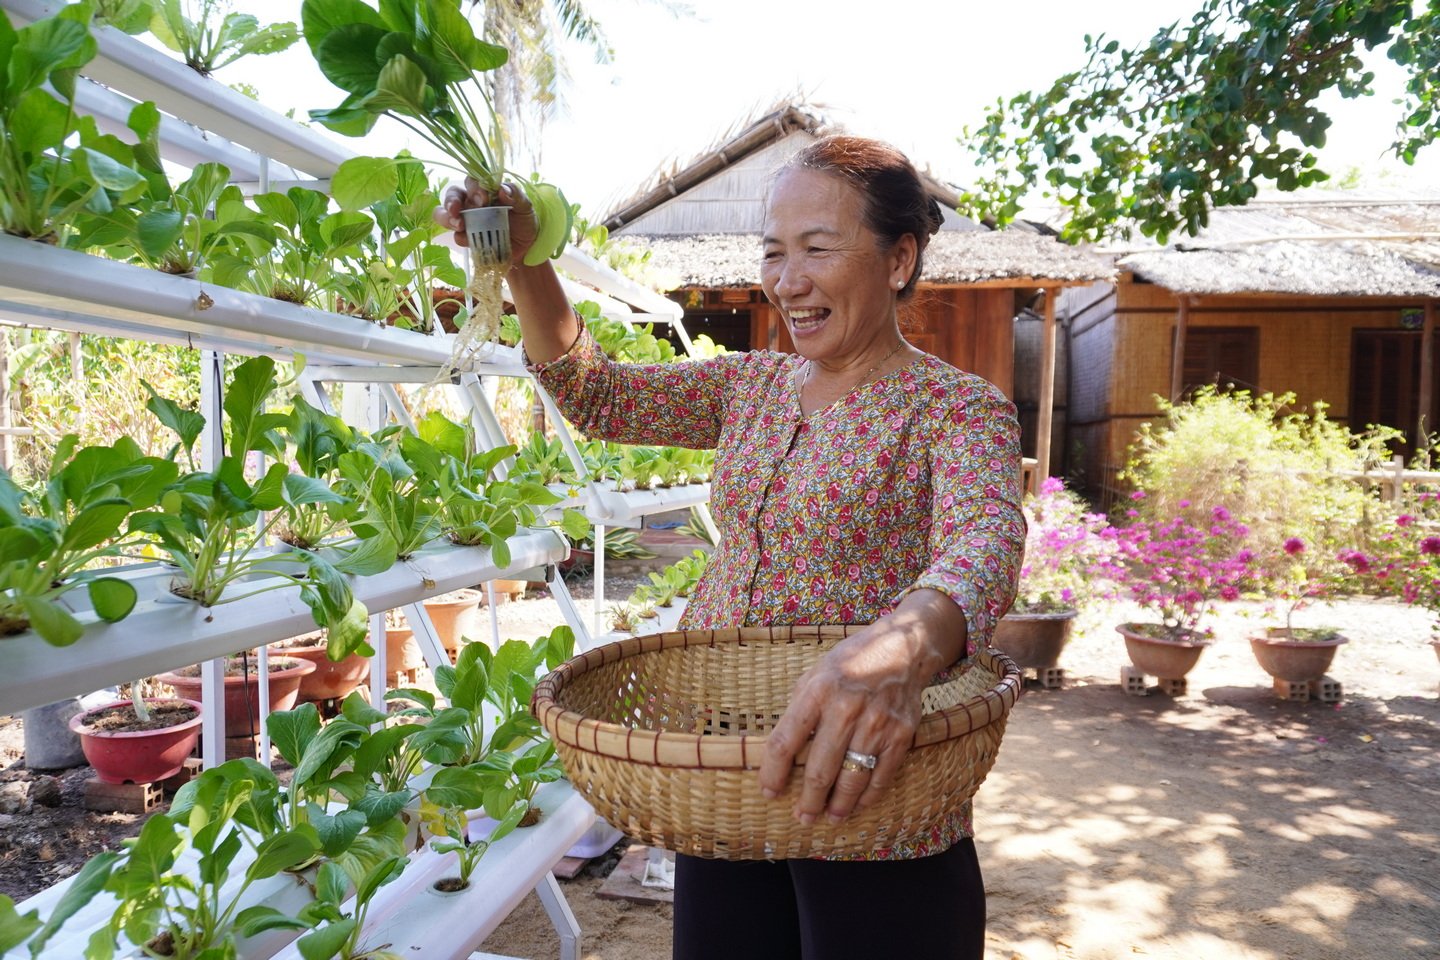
[198,350,226,769]
[532,871,582,960]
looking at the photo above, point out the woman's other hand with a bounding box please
[433,178,539,268]
[757,591,967,823]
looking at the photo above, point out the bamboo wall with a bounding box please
[1067,276,1434,501]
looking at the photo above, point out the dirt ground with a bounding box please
[4,588,1437,960]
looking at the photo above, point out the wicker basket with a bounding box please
[532,625,1022,860]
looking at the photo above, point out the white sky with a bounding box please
[229,0,1439,217]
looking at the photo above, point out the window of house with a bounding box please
[1180,326,1260,394]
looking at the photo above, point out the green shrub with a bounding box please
[1120,387,1395,586]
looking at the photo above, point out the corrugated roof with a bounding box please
[1117,192,1440,296]
[621,230,1117,288]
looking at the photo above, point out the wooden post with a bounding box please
[1419,301,1436,446]
[1034,288,1058,491]
[1170,298,1189,402]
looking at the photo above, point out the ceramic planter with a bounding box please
[423,590,484,655]
[69,698,204,785]
[277,642,371,703]
[1116,623,1213,679]
[386,624,426,676]
[993,608,1077,669]
[157,656,315,738]
[1249,628,1348,683]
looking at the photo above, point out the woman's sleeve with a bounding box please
[525,327,750,448]
[904,379,1027,657]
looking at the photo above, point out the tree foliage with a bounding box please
[958,0,1440,243]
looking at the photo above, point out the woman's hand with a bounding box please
[757,592,968,824]
[433,178,539,269]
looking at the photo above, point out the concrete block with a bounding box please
[1035,667,1065,690]
[1308,677,1343,703]
[1156,677,1188,697]
[1121,665,1149,696]
[84,778,162,814]
[1273,677,1311,701]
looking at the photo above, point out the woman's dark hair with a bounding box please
[782,135,944,301]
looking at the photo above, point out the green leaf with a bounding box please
[9,89,71,158]
[297,919,356,960]
[370,53,430,117]
[58,500,132,555]
[282,472,347,507]
[20,598,83,647]
[425,765,486,809]
[331,155,399,211]
[487,796,529,844]
[8,16,91,97]
[332,531,397,576]
[234,905,313,938]
[315,859,349,906]
[249,830,321,880]
[75,147,145,193]
[0,895,41,954]
[310,807,366,858]
[340,689,388,726]
[87,577,138,623]
[135,208,184,260]
[351,786,411,828]
[266,701,322,769]
[301,0,386,59]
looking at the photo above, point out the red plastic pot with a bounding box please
[158,656,315,738]
[70,698,203,785]
[279,643,371,702]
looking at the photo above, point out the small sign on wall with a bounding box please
[1400,308,1424,330]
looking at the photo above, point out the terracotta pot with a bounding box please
[479,578,527,605]
[1249,628,1348,683]
[993,609,1077,669]
[423,590,484,654]
[157,656,316,738]
[386,624,425,675]
[70,698,203,785]
[278,643,371,702]
[1117,623,1213,679]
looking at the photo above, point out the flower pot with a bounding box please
[386,624,426,676]
[157,656,315,738]
[992,609,1077,669]
[423,589,484,655]
[1249,628,1348,683]
[479,578,527,605]
[1116,623,1213,679]
[69,698,203,785]
[276,641,371,703]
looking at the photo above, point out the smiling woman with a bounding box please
[448,133,1024,960]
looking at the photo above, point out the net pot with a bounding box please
[461,206,511,266]
[532,625,1021,860]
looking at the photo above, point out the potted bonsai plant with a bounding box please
[1249,534,1349,688]
[993,478,1113,682]
[1108,500,1255,684]
[303,0,573,365]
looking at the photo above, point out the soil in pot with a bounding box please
[519,806,543,828]
[157,656,314,738]
[69,698,203,785]
[1250,628,1348,683]
[1117,623,1213,679]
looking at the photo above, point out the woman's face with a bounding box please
[760,167,913,365]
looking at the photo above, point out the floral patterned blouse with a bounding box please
[530,328,1025,860]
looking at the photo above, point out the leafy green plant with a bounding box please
[340,435,442,561]
[1120,386,1395,584]
[147,0,299,76]
[93,0,153,34]
[293,855,407,960]
[0,4,149,241]
[512,430,579,487]
[129,356,380,657]
[0,436,177,645]
[209,186,373,307]
[305,0,574,357]
[85,775,322,960]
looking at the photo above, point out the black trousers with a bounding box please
[672,838,985,960]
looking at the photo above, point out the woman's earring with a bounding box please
[896,279,905,289]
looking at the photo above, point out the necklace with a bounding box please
[799,340,908,408]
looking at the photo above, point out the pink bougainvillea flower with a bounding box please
[1212,505,1232,522]
[1397,514,1415,527]
[1284,537,1305,555]
[1422,537,1440,555]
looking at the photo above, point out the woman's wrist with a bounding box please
[885,589,969,679]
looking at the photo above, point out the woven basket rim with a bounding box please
[532,625,1022,770]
